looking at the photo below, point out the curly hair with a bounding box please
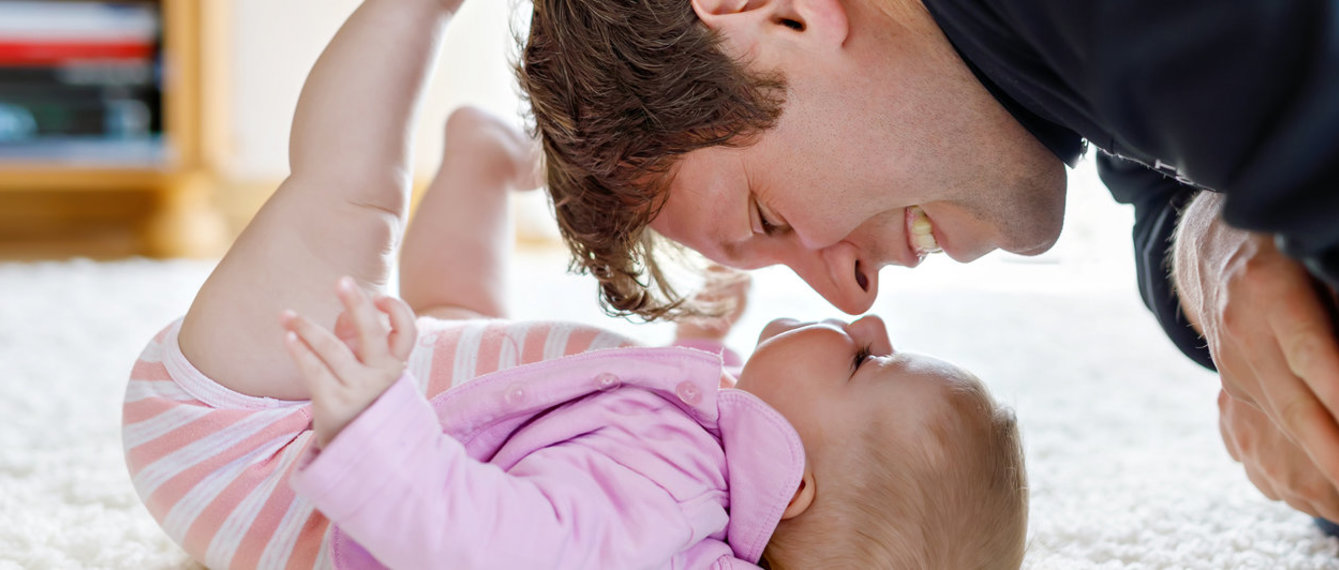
[517,0,786,320]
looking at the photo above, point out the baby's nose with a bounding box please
[847,315,894,356]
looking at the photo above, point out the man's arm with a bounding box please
[1173,191,1339,518]
[1069,0,1339,516]
[1100,152,1339,518]
[1009,0,1339,282]
[1097,153,1210,369]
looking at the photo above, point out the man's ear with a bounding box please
[780,469,816,520]
[690,0,849,49]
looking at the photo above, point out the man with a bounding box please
[518,0,1339,522]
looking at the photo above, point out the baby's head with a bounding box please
[735,316,1027,569]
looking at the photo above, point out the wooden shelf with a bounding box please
[0,166,168,190]
[0,0,231,259]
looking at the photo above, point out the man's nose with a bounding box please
[782,241,880,315]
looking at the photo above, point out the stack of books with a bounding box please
[0,0,164,166]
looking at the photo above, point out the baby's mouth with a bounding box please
[908,206,942,258]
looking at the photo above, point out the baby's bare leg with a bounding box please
[400,107,540,320]
[179,0,454,400]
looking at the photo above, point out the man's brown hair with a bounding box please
[517,0,785,320]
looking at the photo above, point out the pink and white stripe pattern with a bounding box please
[122,317,638,569]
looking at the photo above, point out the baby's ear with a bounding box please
[780,469,816,520]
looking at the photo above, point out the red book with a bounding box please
[0,2,159,64]
[0,40,154,66]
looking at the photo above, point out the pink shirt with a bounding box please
[289,346,805,569]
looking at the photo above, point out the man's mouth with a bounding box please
[907,206,942,259]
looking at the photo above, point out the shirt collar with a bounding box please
[716,390,806,564]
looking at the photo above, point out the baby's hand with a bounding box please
[281,277,417,449]
[675,265,752,342]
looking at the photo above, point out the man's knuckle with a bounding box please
[1260,458,1286,483]
[1284,334,1328,375]
[1286,471,1329,501]
[1277,397,1323,436]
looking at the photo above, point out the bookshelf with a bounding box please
[0,0,229,258]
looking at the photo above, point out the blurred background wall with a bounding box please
[229,0,525,180]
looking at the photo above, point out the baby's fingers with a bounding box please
[335,276,390,362]
[284,330,342,391]
[281,310,361,382]
[376,296,418,361]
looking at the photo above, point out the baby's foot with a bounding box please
[442,106,543,191]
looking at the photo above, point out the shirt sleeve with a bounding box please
[289,374,701,570]
[1098,153,1215,371]
[998,0,1339,289]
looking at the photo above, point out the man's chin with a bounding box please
[1005,232,1061,256]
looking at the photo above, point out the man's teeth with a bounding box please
[909,206,942,254]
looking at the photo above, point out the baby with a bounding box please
[120,0,1027,568]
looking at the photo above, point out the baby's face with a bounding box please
[735,316,983,452]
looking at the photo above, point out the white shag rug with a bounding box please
[4,162,1339,569]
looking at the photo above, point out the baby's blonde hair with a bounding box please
[762,380,1027,569]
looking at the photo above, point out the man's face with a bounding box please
[650,0,1068,314]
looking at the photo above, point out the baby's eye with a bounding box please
[851,346,872,372]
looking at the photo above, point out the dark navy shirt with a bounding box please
[924,0,1339,370]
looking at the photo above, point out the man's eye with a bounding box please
[755,201,787,236]
[852,346,872,372]
[757,204,779,235]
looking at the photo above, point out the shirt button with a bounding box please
[503,383,526,406]
[595,372,621,391]
[676,381,702,405]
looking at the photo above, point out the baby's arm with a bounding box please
[180,0,459,400]
[281,276,417,448]
[289,387,717,570]
[674,266,751,385]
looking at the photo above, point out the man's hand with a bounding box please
[1218,390,1339,519]
[281,277,417,449]
[1174,191,1339,513]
